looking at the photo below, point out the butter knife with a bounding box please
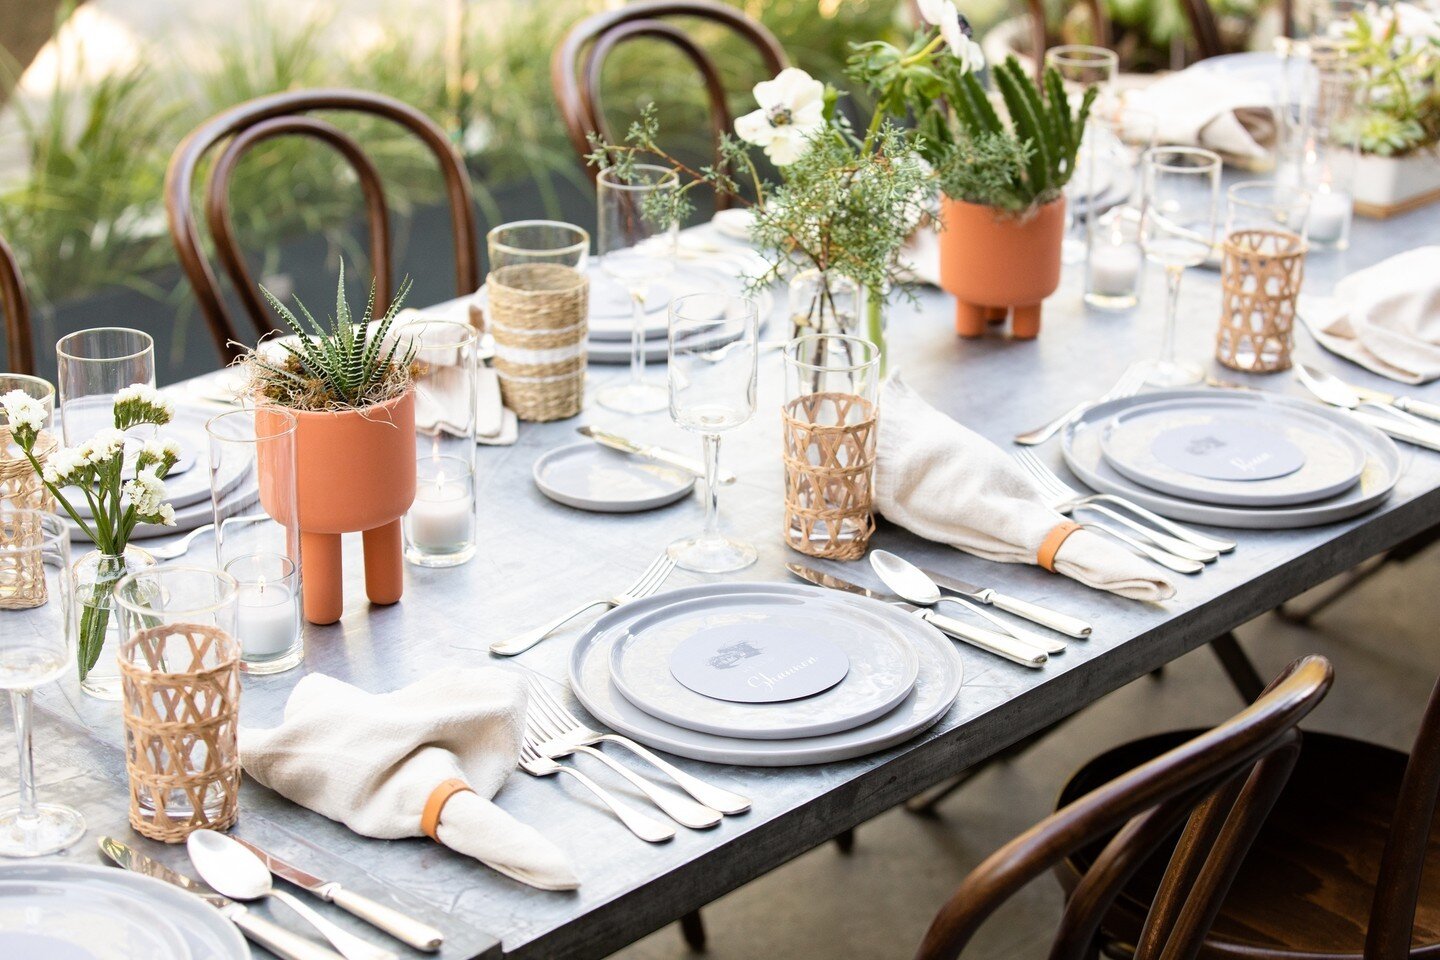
[786,563,1047,667]
[232,837,444,952]
[99,837,344,960]
[1331,379,1440,423]
[919,568,1093,638]
[578,426,737,484]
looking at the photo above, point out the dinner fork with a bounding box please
[1013,365,1147,446]
[526,680,751,815]
[517,739,675,843]
[1013,449,1236,555]
[490,554,677,656]
[524,711,721,829]
[1013,451,1218,565]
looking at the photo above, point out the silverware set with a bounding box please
[1296,363,1440,451]
[518,679,750,841]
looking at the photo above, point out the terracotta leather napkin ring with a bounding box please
[1037,521,1082,573]
[421,778,474,841]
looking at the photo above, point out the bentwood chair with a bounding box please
[1053,664,1440,959]
[0,234,35,376]
[551,0,788,207]
[915,656,1333,960]
[1022,0,1112,73]
[166,89,480,363]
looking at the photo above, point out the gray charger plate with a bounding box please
[0,863,247,960]
[533,441,693,513]
[608,590,920,740]
[1098,395,1368,506]
[1062,389,1401,529]
[570,582,963,766]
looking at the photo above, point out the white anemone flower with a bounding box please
[930,1,984,72]
[916,0,952,25]
[734,67,826,166]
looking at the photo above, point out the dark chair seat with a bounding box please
[1057,730,1440,959]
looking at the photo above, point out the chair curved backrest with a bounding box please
[552,0,788,207]
[915,655,1334,960]
[0,234,35,376]
[166,89,480,362]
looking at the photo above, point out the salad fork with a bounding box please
[517,739,675,843]
[526,680,750,814]
[491,553,676,656]
[1014,449,1235,555]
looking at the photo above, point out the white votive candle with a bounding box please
[1307,190,1351,245]
[237,579,299,657]
[410,474,473,550]
[1088,243,1143,296]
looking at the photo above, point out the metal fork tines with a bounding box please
[526,680,750,815]
[517,738,675,843]
[1013,451,1214,574]
[490,553,677,656]
[1013,365,1147,446]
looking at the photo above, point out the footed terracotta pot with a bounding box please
[938,195,1066,340]
[257,390,417,625]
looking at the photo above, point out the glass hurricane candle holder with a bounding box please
[223,553,302,674]
[404,455,476,567]
[55,327,155,445]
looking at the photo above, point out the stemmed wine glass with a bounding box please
[596,164,679,415]
[0,510,83,857]
[1138,146,1221,387]
[666,293,758,573]
[1044,45,1118,265]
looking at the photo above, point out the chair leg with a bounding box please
[1210,631,1264,703]
[679,910,706,951]
[834,828,855,854]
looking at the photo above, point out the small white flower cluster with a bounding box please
[42,447,88,487]
[0,389,47,442]
[39,429,127,487]
[136,437,182,474]
[113,383,175,431]
[121,467,174,525]
[917,0,986,72]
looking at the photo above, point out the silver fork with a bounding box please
[525,703,721,829]
[517,739,675,843]
[491,554,677,656]
[1014,451,1219,565]
[526,680,750,814]
[1013,365,1147,446]
[1014,449,1236,555]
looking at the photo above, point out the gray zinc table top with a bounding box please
[12,203,1440,960]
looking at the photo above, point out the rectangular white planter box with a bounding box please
[1353,151,1440,218]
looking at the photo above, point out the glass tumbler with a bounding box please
[55,328,155,445]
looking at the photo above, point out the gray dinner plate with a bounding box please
[0,863,247,960]
[608,590,920,740]
[1062,390,1401,529]
[570,582,964,767]
[533,441,694,513]
[1099,395,1368,506]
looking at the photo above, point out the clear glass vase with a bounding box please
[72,545,155,700]
[788,269,860,339]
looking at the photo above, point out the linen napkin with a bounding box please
[875,377,1176,601]
[239,669,578,891]
[1299,247,1440,384]
[1123,70,1276,163]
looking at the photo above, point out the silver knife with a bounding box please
[1332,379,1440,423]
[578,426,737,484]
[1297,364,1440,449]
[232,837,444,952]
[99,836,344,960]
[919,568,1093,638]
[786,563,1047,667]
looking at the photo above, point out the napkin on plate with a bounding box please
[1299,246,1440,384]
[875,377,1177,601]
[1122,70,1276,163]
[239,669,578,891]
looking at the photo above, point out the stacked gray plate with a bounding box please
[1061,390,1402,528]
[569,582,964,766]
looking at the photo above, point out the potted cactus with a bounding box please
[914,56,1095,339]
[241,264,418,625]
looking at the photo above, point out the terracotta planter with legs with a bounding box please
[938,195,1066,340]
[256,390,417,624]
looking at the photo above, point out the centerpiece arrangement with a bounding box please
[239,263,418,625]
[1,385,178,698]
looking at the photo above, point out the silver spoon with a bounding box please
[187,830,397,960]
[869,551,1065,656]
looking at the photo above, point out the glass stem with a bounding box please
[629,291,646,387]
[702,433,722,543]
[1162,265,1184,370]
[11,691,37,822]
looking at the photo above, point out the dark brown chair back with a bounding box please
[166,89,480,362]
[1176,0,1225,62]
[552,0,788,207]
[915,655,1333,960]
[0,234,35,376]
[1023,0,1112,77]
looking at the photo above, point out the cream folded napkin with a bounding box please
[1123,71,1276,163]
[1299,247,1440,384]
[240,669,578,891]
[875,378,1176,601]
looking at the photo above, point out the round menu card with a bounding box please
[1149,420,1305,481]
[668,627,850,704]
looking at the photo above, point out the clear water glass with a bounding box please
[1044,45,1118,265]
[55,327,154,445]
[666,293,758,573]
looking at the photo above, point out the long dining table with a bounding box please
[11,197,1440,960]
